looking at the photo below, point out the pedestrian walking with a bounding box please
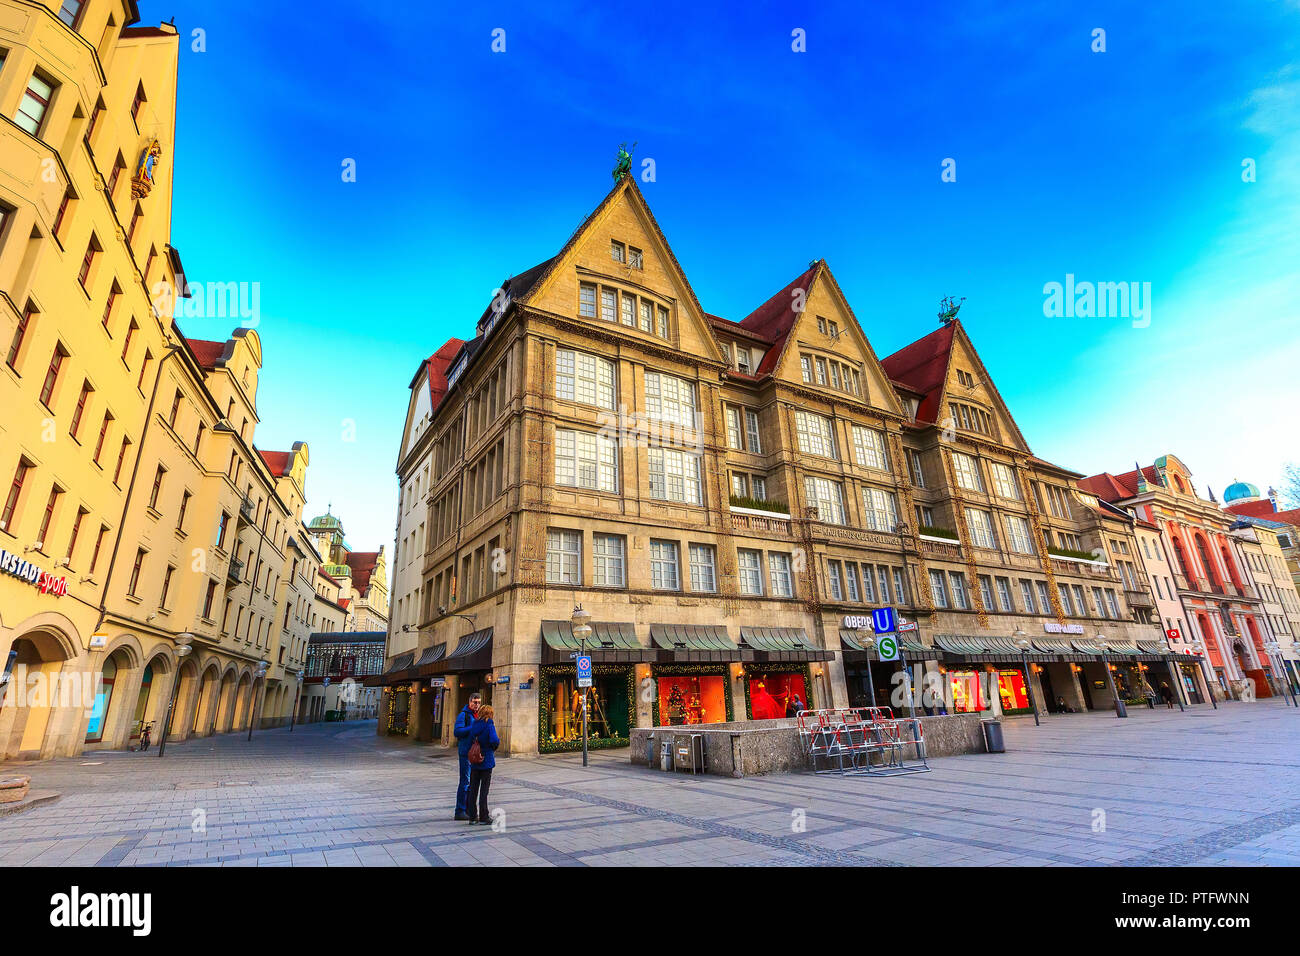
[452,691,482,821]
[466,704,500,825]
[1159,681,1174,709]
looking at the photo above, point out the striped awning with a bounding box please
[540,621,656,663]
[423,628,494,674]
[650,624,744,662]
[840,631,939,660]
[739,627,833,662]
[377,651,416,685]
[934,635,991,656]
[415,643,446,667]
[1032,638,1080,657]
[1137,640,1171,656]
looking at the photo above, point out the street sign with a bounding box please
[1166,628,1180,641]
[872,607,896,635]
[877,634,900,662]
[898,621,918,632]
[576,655,592,688]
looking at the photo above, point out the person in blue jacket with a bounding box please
[452,692,482,821]
[466,704,500,825]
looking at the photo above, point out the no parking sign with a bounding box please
[576,655,592,688]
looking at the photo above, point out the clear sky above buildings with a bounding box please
[166,0,1300,552]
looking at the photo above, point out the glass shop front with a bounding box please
[540,664,633,753]
[943,666,1030,714]
[743,665,809,719]
[653,665,733,726]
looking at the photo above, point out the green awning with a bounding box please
[841,630,939,660]
[540,621,655,663]
[649,624,744,661]
[739,627,833,661]
[1137,640,1170,656]
[934,635,992,656]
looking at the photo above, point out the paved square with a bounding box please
[2,702,1297,866]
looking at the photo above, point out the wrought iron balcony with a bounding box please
[226,556,244,583]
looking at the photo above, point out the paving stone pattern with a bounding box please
[1,703,1297,867]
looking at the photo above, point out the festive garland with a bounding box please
[537,663,636,754]
[385,685,412,735]
[741,662,813,718]
[649,663,736,725]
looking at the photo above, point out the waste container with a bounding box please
[981,718,1005,753]
[1114,699,1128,718]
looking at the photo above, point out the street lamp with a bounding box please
[289,668,305,732]
[247,659,270,741]
[157,632,194,758]
[1095,636,1127,719]
[856,629,877,709]
[1187,639,1217,709]
[571,604,593,768]
[1012,628,1038,727]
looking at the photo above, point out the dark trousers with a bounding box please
[468,767,493,821]
[456,755,471,814]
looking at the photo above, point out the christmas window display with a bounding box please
[997,669,1030,712]
[650,665,733,723]
[743,665,810,719]
[948,669,986,713]
[387,686,411,734]
[539,664,634,753]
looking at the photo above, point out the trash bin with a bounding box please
[981,718,1005,753]
[1114,699,1128,718]
[645,736,655,767]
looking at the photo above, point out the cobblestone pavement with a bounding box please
[2,702,1298,866]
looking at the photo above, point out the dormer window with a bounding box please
[735,345,752,374]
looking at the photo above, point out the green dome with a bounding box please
[1223,480,1260,503]
[308,513,343,531]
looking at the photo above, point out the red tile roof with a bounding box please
[735,264,818,377]
[1078,466,1163,503]
[427,338,465,413]
[186,338,227,370]
[879,323,955,424]
[1225,498,1300,525]
[318,569,342,588]
[345,551,380,595]
[258,449,291,476]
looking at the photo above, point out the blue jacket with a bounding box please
[454,705,477,757]
[468,717,500,769]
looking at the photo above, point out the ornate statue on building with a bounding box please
[612,141,636,183]
[131,139,163,199]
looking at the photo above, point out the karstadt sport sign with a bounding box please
[0,548,68,597]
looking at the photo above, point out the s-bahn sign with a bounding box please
[0,549,67,597]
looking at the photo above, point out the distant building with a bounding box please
[307,510,389,632]
[300,631,384,722]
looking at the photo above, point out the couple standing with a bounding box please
[453,692,499,824]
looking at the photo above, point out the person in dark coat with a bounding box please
[466,704,500,825]
[452,692,482,821]
[1159,681,1174,709]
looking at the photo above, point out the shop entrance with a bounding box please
[1037,666,1060,713]
[541,664,632,752]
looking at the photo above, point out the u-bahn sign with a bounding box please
[0,549,67,597]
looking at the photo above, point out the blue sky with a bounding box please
[166,0,1300,552]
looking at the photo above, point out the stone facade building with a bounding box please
[377,177,1166,754]
[307,511,389,633]
[1081,457,1273,700]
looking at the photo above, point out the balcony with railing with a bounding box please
[1124,588,1155,609]
[226,556,245,583]
[237,494,255,523]
[730,511,793,535]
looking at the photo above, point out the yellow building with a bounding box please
[306,510,389,633]
[380,175,1164,754]
[0,1,312,758]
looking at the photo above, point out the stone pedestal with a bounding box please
[0,774,31,804]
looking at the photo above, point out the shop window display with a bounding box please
[539,664,634,753]
[652,668,733,726]
[997,669,1030,712]
[947,669,986,713]
[744,669,808,719]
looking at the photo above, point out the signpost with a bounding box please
[876,634,899,662]
[576,655,592,688]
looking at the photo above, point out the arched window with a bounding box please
[1219,544,1244,589]
[1171,537,1194,582]
[1194,534,1221,588]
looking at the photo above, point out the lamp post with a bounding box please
[247,659,270,741]
[856,630,877,709]
[157,632,194,758]
[571,604,593,768]
[1187,640,1217,709]
[289,668,305,731]
[1095,636,1126,718]
[1012,629,1038,727]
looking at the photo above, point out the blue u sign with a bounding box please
[872,607,896,634]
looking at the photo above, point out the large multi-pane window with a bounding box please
[1105,589,1121,618]
[861,487,899,532]
[737,549,763,595]
[996,577,1014,612]
[804,476,845,525]
[725,407,743,449]
[689,544,716,592]
[648,447,702,504]
[579,283,596,317]
[948,572,969,609]
[744,410,761,453]
[1003,515,1035,554]
[1036,581,1052,614]
[769,552,793,598]
[600,288,616,323]
[845,563,860,601]
[951,452,984,492]
[555,349,615,409]
[794,411,836,459]
[851,425,888,470]
[1020,579,1037,613]
[15,73,54,136]
[1060,586,1074,615]
[827,560,844,600]
[644,372,696,428]
[964,507,997,549]
[979,575,995,610]
[929,569,949,608]
[592,534,625,587]
[545,530,581,585]
[650,540,680,590]
[989,461,1021,499]
[554,429,618,493]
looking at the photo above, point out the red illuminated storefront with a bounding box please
[943,667,1031,714]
